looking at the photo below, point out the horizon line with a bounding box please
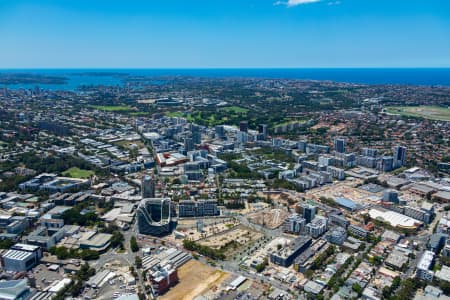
[1,67,450,70]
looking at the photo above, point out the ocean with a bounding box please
[1,68,450,91]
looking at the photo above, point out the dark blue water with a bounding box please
[1,68,450,90]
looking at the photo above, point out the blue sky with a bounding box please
[0,0,449,68]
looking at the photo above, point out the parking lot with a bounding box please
[32,263,65,290]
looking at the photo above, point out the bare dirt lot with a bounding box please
[198,225,263,250]
[161,260,229,300]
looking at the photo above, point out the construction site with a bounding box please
[247,208,290,229]
[197,225,263,250]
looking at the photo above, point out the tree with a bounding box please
[80,249,99,261]
[352,283,363,296]
[111,231,124,248]
[50,246,70,260]
[0,239,14,249]
[130,236,139,252]
[135,256,143,269]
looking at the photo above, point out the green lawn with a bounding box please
[220,106,249,114]
[90,105,134,112]
[166,111,184,118]
[62,167,95,179]
[385,105,450,121]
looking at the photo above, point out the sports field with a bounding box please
[385,105,450,121]
[220,106,249,114]
[62,167,94,178]
[90,105,134,111]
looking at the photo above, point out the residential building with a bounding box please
[416,251,435,281]
[297,203,316,224]
[326,227,347,245]
[306,216,328,238]
[348,224,369,239]
[142,175,155,198]
[283,214,306,234]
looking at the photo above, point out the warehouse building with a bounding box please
[2,244,42,272]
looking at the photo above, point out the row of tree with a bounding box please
[183,239,226,260]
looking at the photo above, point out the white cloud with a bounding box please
[274,0,321,7]
[328,1,341,5]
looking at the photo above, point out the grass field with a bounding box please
[385,105,450,121]
[220,106,249,114]
[62,167,94,178]
[90,105,134,112]
[166,111,184,118]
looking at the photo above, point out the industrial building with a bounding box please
[2,243,42,272]
[141,248,191,296]
[0,279,31,300]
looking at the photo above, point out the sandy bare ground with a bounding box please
[160,260,229,300]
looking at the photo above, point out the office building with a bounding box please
[215,125,225,139]
[297,140,307,152]
[379,156,394,172]
[258,124,268,139]
[236,131,248,144]
[178,199,219,218]
[191,125,201,144]
[184,137,194,152]
[383,189,399,203]
[393,146,407,168]
[270,236,312,267]
[142,175,155,198]
[239,121,248,133]
[197,199,219,216]
[334,138,346,153]
[137,198,176,236]
[362,147,378,157]
[178,200,196,218]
